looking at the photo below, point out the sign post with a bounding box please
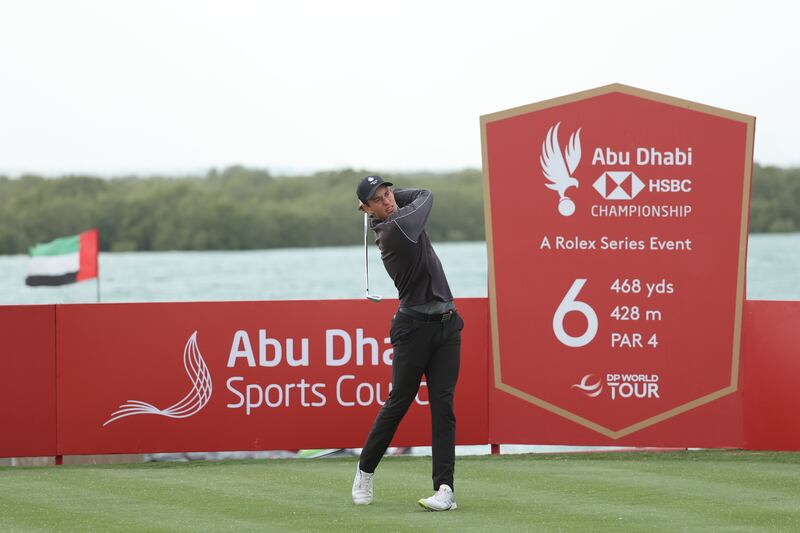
[481,84,755,443]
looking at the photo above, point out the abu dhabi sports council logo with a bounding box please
[571,374,603,397]
[103,332,212,426]
[541,122,582,216]
[593,171,645,200]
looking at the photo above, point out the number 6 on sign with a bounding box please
[553,279,598,348]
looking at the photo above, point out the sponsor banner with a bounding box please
[743,300,800,451]
[0,305,57,457]
[56,299,488,455]
[481,84,754,439]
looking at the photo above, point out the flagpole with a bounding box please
[95,234,100,303]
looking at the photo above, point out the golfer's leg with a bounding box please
[426,319,461,490]
[359,323,429,473]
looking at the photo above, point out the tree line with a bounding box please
[0,163,796,254]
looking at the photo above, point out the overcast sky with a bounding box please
[1,0,797,176]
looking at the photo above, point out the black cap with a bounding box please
[357,175,393,204]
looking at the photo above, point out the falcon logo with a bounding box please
[572,374,603,398]
[103,332,212,426]
[593,171,645,200]
[541,122,582,216]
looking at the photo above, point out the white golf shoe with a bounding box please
[418,484,457,511]
[352,465,374,505]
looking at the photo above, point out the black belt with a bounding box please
[398,307,456,323]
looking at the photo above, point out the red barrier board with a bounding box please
[1,297,799,457]
[481,84,754,441]
[0,305,57,458]
[743,300,800,451]
[56,298,488,455]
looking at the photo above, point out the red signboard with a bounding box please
[743,300,800,451]
[4,297,800,457]
[0,305,57,457]
[56,299,489,455]
[481,84,755,441]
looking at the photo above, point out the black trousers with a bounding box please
[359,310,463,490]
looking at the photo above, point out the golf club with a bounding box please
[364,212,382,302]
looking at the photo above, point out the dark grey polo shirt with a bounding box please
[369,188,454,311]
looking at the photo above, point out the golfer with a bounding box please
[351,175,462,511]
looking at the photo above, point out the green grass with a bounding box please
[1,450,800,532]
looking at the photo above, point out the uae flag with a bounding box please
[26,229,99,286]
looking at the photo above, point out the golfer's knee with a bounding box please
[384,388,418,412]
[428,388,454,406]
[429,397,455,418]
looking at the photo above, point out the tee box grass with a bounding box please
[1,450,799,532]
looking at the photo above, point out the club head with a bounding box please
[366,294,382,302]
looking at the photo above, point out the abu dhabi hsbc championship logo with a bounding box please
[541,122,582,216]
[103,332,212,426]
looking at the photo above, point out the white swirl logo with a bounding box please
[572,374,603,398]
[103,331,212,426]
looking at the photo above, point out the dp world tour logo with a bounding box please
[572,374,603,397]
[103,332,212,426]
[541,122,582,216]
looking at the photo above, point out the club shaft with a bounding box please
[364,212,370,295]
[363,213,382,301]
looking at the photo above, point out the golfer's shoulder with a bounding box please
[374,216,402,235]
[375,216,416,246]
[394,188,433,206]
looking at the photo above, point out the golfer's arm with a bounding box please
[391,189,433,243]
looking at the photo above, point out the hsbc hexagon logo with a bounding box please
[593,171,645,200]
[481,84,754,440]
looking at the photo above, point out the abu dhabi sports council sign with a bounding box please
[54,299,489,455]
[481,84,754,440]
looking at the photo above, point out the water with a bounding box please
[0,235,798,305]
